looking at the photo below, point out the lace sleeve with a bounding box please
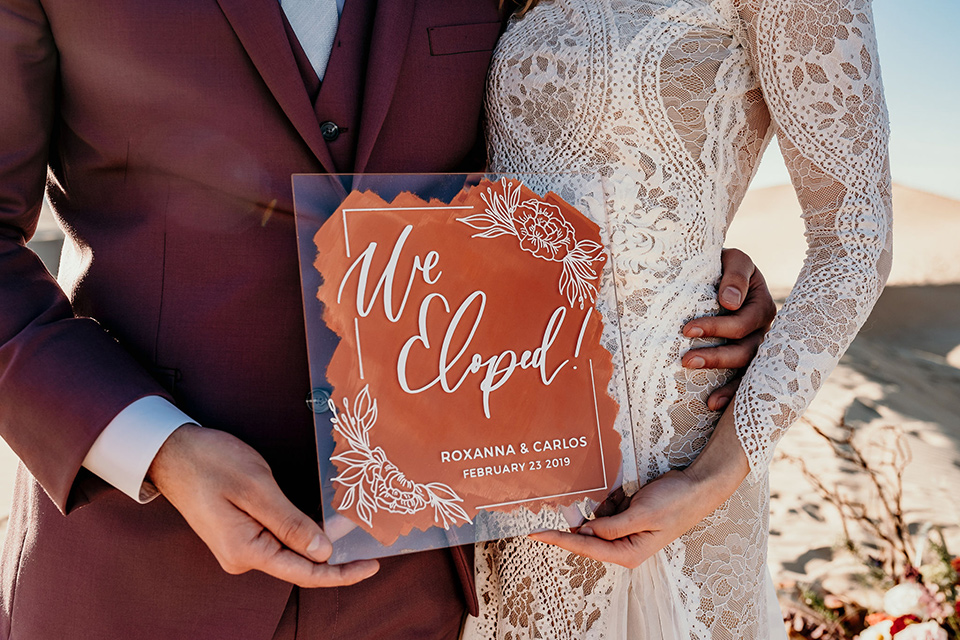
[728,0,893,483]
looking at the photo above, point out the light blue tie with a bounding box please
[280,0,340,80]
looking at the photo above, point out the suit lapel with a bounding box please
[353,0,417,173]
[215,0,337,173]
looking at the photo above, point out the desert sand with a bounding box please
[2,185,958,619]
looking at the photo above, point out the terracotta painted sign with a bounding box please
[311,178,622,546]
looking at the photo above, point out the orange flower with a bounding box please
[866,612,894,626]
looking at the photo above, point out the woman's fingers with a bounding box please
[591,486,628,519]
[528,529,659,569]
[530,489,661,568]
[580,504,655,542]
[531,471,706,568]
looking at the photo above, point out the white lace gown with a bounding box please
[465,0,893,638]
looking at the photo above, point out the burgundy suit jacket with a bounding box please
[0,0,504,637]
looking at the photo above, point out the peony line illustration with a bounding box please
[329,385,472,530]
[457,178,604,308]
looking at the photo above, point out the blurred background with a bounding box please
[4,0,959,634]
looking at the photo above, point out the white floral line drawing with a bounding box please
[328,385,473,530]
[456,178,604,309]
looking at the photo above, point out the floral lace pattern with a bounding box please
[468,0,892,638]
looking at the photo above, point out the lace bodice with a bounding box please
[467,0,892,638]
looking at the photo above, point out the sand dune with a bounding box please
[727,184,960,297]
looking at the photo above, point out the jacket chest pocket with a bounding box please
[427,21,503,56]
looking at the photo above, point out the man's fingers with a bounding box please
[217,517,379,587]
[743,265,776,326]
[684,252,775,340]
[717,248,755,311]
[682,329,765,370]
[148,426,381,588]
[238,478,331,563]
[706,378,741,412]
[261,547,380,588]
[245,532,379,587]
[306,558,381,587]
[683,301,769,341]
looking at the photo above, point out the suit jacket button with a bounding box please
[320,121,340,142]
[306,388,332,413]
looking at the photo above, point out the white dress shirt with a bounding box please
[82,0,345,502]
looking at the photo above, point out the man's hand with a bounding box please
[148,425,379,587]
[682,248,777,411]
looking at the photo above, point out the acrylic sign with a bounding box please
[311,178,622,546]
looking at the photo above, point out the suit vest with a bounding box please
[284,0,376,172]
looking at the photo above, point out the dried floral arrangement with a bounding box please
[778,418,959,640]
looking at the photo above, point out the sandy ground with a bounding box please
[3,187,958,612]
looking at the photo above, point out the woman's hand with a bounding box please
[529,409,750,568]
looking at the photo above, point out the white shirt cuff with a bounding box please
[82,396,197,503]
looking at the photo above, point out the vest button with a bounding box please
[320,121,340,142]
